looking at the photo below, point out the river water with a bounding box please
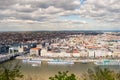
[1,59,120,80]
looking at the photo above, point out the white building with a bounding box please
[41,49,52,57]
[9,47,24,54]
[30,48,41,56]
[72,53,80,57]
[94,50,108,57]
[113,49,120,57]
[79,50,88,57]
[41,49,72,57]
[88,50,95,58]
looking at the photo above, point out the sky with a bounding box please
[0,0,120,31]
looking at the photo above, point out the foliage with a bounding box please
[116,72,120,80]
[0,62,23,80]
[84,66,120,80]
[49,71,77,80]
[49,67,120,80]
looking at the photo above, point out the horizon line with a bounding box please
[0,30,120,32]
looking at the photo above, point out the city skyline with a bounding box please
[0,0,120,31]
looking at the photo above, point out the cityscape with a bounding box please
[0,31,120,80]
[0,0,120,80]
[0,31,119,59]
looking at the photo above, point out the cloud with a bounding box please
[77,0,120,23]
[11,3,36,12]
[0,0,119,31]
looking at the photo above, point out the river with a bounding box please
[1,59,120,80]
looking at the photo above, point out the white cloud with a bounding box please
[0,9,16,15]
[77,0,120,23]
[11,3,35,12]
[0,0,119,31]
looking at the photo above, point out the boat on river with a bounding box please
[94,60,120,65]
[32,64,39,67]
[47,59,74,65]
[22,58,41,64]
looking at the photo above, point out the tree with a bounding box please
[116,72,120,80]
[49,71,77,80]
[0,62,23,80]
[84,67,120,80]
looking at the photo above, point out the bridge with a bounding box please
[0,52,27,63]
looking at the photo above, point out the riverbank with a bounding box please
[15,56,120,64]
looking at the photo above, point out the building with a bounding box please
[79,50,88,57]
[88,50,95,58]
[30,48,41,56]
[0,45,9,54]
[9,47,25,54]
[72,49,80,57]
[113,49,120,57]
[9,47,19,54]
